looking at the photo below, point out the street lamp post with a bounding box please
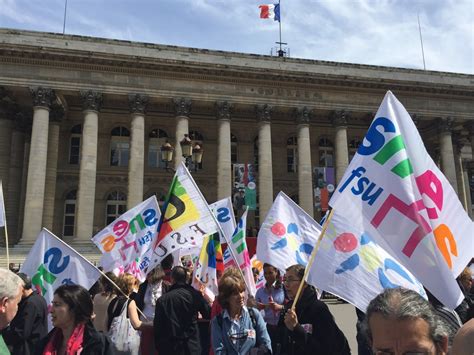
[160,134,203,171]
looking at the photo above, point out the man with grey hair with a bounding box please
[0,267,24,354]
[364,287,449,355]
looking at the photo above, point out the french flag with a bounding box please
[259,4,280,22]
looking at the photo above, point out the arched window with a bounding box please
[106,191,127,225]
[349,138,362,162]
[63,189,77,237]
[231,133,238,165]
[287,136,298,172]
[69,124,82,164]
[189,130,204,170]
[148,129,169,168]
[318,137,334,167]
[110,126,130,167]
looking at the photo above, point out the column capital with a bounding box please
[50,103,65,123]
[256,104,272,122]
[30,87,55,109]
[437,117,454,134]
[215,101,233,120]
[173,97,192,116]
[294,106,312,124]
[331,110,350,127]
[80,90,103,112]
[128,93,149,115]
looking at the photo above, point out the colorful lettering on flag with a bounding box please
[257,192,319,272]
[21,229,101,328]
[149,162,220,270]
[307,210,427,312]
[92,196,160,281]
[330,91,473,309]
[259,4,280,21]
[210,197,236,244]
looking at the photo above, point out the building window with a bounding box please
[69,124,82,165]
[349,138,362,162]
[189,130,204,170]
[231,133,238,165]
[106,191,127,225]
[148,129,169,168]
[110,126,130,167]
[63,189,77,237]
[287,136,298,172]
[318,137,334,167]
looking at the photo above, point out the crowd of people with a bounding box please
[0,259,473,355]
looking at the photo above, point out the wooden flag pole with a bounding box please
[291,209,335,311]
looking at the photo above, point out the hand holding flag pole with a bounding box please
[290,209,335,310]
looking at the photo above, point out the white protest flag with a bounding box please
[148,162,220,271]
[0,181,5,227]
[257,192,319,273]
[223,208,257,296]
[92,195,161,282]
[330,91,473,309]
[210,197,237,244]
[307,209,427,312]
[21,228,101,307]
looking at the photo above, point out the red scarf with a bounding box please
[43,323,85,355]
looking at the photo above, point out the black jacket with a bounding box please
[154,282,211,355]
[135,279,170,312]
[278,286,351,355]
[35,321,114,355]
[2,291,48,355]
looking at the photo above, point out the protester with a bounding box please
[36,284,113,354]
[255,263,285,351]
[135,265,170,355]
[455,267,474,323]
[278,264,350,355]
[364,287,449,355]
[0,268,23,355]
[211,273,272,354]
[154,265,211,354]
[92,272,117,332]
[3,273,48,355]
[451,318,474,355]
[355,308,372,355]
[426,289,462,346]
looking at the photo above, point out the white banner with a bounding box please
[210,197,236,244]
[92,196,161,282]
[330,91,472,309]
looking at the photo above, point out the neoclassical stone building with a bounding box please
[0,28,472,251]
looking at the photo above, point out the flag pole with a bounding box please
[278,0,282,55]
[62,0,68,34]
[417,12,426,70]
[43,228,148,320]
[291,208,335,310]
[181,163,252,294]
[0,181,9,268]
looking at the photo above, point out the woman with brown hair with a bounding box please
[211,273,271,354]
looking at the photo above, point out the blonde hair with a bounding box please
[117,273,138,296]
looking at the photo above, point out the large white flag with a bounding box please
[92,196,161,282]
[330,91,473,309]
[147,162,220,271]
[257,192,319,272]
[0,181,5,227]
[307,209,427,312]
[21,229,101,308]
[210,197,236,244]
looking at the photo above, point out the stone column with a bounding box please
[295,107,314,216]
[22,87,55,243]
[173,98,191,169]
[0,89,14,191]
[42,105,64,230]
[127,94,148,209]
[256,104,273,222]
[453,135,469,212]
[6,112,26,244]
[332,110,350,184]
[438,117,458,193]
[17,123,31,241]
[75,90,102,241]
[216,101,233,199]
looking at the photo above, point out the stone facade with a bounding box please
[0,29,472,248]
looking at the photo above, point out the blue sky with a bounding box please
[1,0,472,74]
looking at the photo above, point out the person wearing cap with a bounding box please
[3,272,48,355]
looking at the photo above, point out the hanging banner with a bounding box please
[233,164,257,211]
